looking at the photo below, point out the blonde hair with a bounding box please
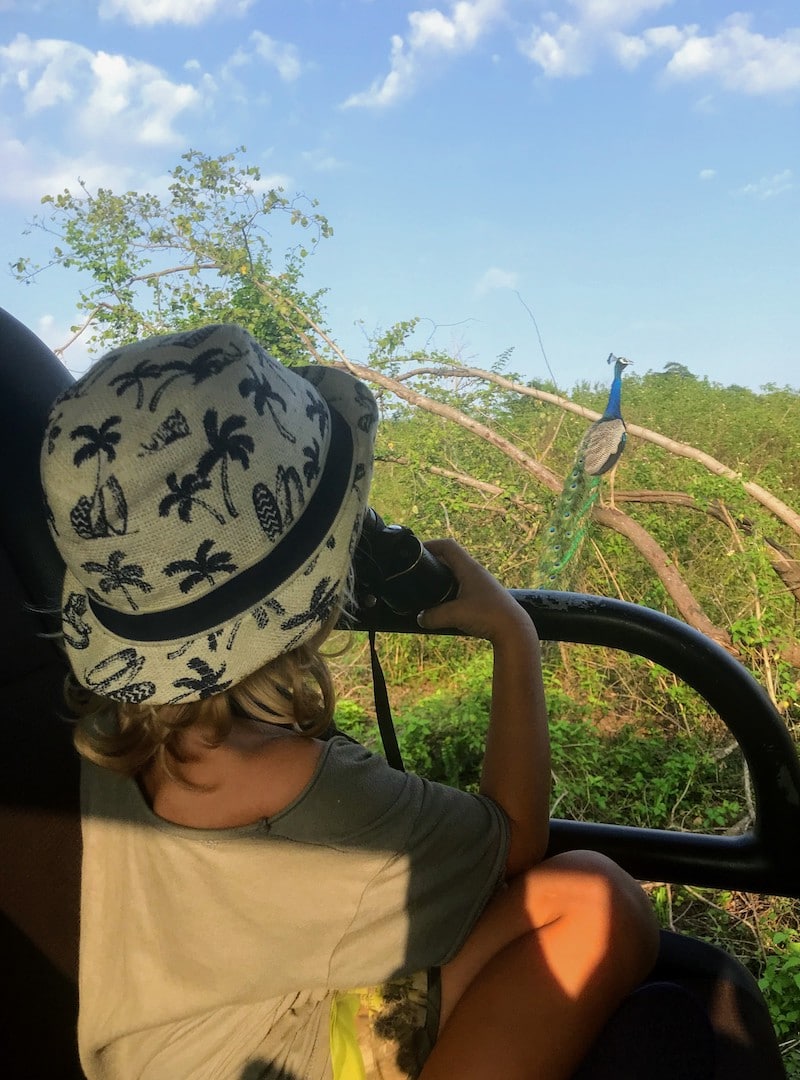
[68,620,341,780]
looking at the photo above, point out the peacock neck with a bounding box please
[603,364,624,419]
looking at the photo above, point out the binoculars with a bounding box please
[353,508,458,616]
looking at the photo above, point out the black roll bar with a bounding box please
[356,591,800,898]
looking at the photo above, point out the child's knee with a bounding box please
[526,850,659,977]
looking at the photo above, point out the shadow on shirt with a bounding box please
[241,1062,299,1080]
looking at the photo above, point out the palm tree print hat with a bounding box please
[41,324,378,705]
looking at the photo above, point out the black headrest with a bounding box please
[0,308,73,621]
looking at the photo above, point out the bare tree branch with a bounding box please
[378,455,544,514]
[763,537,800,605]
[590,504,732,646]
[54,303,115,357]
[127,262,218,284]
[403,365,800,539]
[250,284,739,647]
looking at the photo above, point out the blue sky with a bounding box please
[0,0,798,390]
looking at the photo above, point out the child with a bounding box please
[41,324,658,1080]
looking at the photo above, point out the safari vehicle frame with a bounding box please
[1,306,798,1077]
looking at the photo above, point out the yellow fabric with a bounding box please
[330,975,432,1080]
[330,991,366,1080]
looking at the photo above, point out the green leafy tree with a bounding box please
[14,147,330,365]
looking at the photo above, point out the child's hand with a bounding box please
[416,539,536,645]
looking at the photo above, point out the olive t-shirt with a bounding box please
[78,736,509,1079]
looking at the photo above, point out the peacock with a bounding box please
[535,353,632,589]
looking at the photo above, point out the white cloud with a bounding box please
[0,131,142,203]
[249,31,303,82]
[248,172,292,194]
[665,15,800,94]
[475,266,518,295]
[519,5,800,96]
[0,34,201,145]
[0,36,204,204]
[572,0,673,21]
[521,0,675,77]
[222,31,304,93]
[302,149,345,172]
[135,77,200,144]
[343,0,505,108]
[0,36,86,110]
[99,0,254,27]
[699,168,716,180]
[524,22,587,77]
[735,169,794,200]
[611,24,694,70]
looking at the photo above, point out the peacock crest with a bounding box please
[535,354,632,590]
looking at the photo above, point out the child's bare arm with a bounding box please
[417,539,550,876]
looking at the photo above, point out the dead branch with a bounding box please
[404,365,800,539]
[377,456,544,515]
[54,303,115,357]
[248,285,738,650]
[616,492,800,611]
[591,504,733,649]
[763,537,800,603]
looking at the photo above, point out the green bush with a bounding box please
[548,716,742,831]
[759,932,800,1077]
[338,677,742,833]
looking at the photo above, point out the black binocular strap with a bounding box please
[368,628,405,772]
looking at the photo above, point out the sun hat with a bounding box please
[40,324,378,705]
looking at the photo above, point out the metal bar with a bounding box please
[354,590,800,897]
[547,821,800,898]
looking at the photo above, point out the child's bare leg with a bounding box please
[421,850,659,1080]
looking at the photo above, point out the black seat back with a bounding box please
[0,308,82,1077]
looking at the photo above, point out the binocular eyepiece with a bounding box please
[352,508,458,616]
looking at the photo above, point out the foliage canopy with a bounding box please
[14,147,329,364]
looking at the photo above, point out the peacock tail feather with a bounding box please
[534,455,600,589]
[534,353,631,590]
